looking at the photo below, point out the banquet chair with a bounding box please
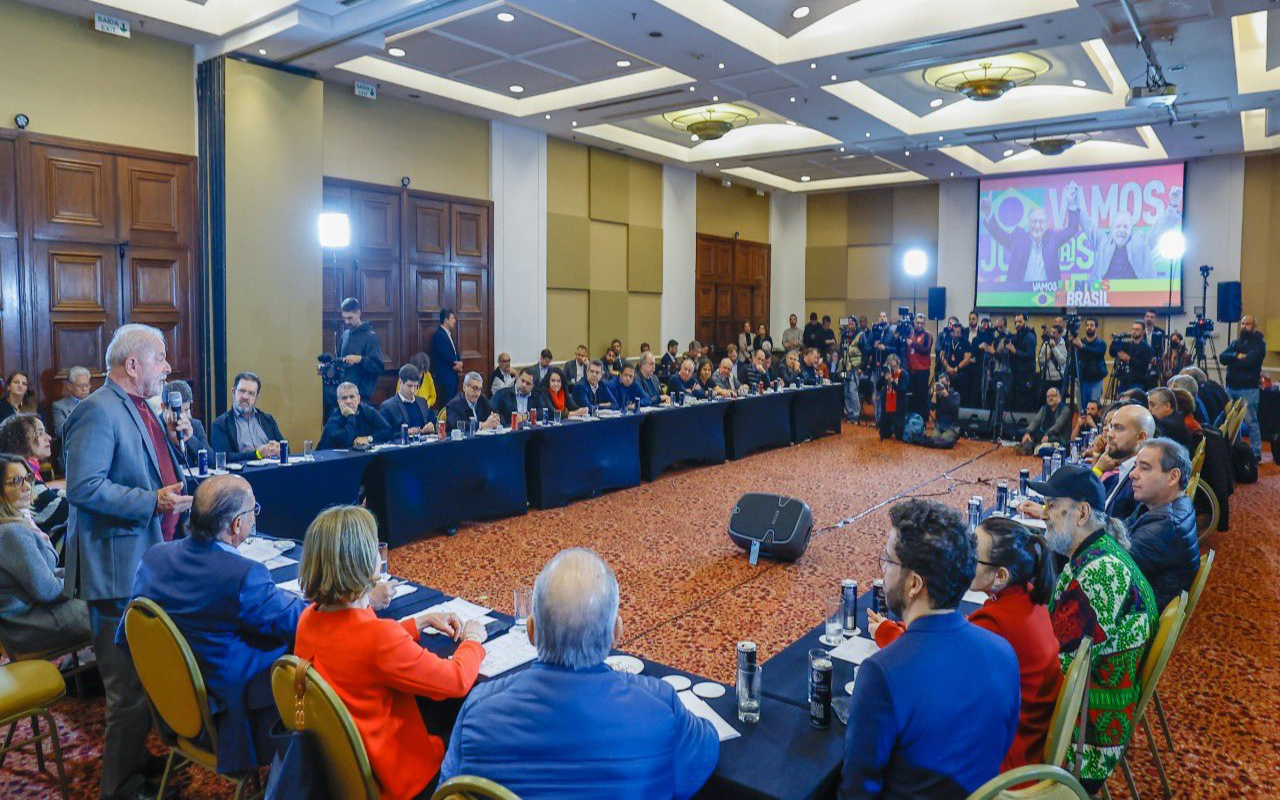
[431,775,520,800]
[123,598,260,799]
[271,654,379,799]
[0,627,93,698]
[1043,638,1091,775]
[966,765,1089,799]
[1149,551,1215,754]
[0,659,69,799]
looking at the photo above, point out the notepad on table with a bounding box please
[677,690,741,742]
[828,635,880,666]
[477,632,538,677]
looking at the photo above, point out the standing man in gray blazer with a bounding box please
[64,323,193,799]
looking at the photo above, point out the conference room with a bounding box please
[0,0,1277,798]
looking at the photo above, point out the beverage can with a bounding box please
[871,579,886,615]
[401,423,409,445]
[1019,468,1031,497]
[197,448,208,476]
[279,440,289,465]
[840,579,858,633]
[995,482,1009,515]
[967,497,982,532]
[511,412,519,430]
[736,641,757,673]
[809,653,833,729]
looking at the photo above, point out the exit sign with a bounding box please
[94,12,131,38]
[354,81,377,100]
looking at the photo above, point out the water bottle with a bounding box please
[1050,447,1063,475]
[1069,441,1080,464]
[967,497,982,532]
[1041,454,1053,481]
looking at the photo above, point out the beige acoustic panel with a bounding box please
[589,148,630,224]
[547,213,590,289]
[805,245,847,300]
[589,289,629,357]
[628,157,663,229]
[846,188,894,246]
[807,192,849,248]
[846,244,892,300]
[546,288,589,359]
[627,292,662,355]
[846,299,889,323]
[696,175,770,242]
[627,225,663,293]
[891,184,940,244]
[547,138,589,217]
[589,219,628,292]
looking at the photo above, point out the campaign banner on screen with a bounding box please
[976,163,1185,311]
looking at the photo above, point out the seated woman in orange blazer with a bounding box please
[294,506,488,799]
[869,516,1063,772]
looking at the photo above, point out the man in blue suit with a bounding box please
[572,360,614,413]
[608,363,648,409]
[120,475,305,774]
[379,364,436,436]
[430,308,464,409]
[1095,403,1155,521]
[441,548,719,797]
[842,499,1019,798]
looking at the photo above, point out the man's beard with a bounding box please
[1044,520,1075,556]
[886,576,907,618]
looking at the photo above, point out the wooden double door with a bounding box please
[321,179,493,406]
[0,130,198,411]
[695,233,770,355]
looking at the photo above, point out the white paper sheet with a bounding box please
[961,590,990,606]
[827,635,880,666]
[477,632,538,677]
[277,579,417,601]
[239,537,295,566]
[1014,515,1047,530]
[677,690,741,741]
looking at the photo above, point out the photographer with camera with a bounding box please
[1038,324,1068,398]
[1109,321,1154,396]
[936,321,973,409]
[930,373,962,435]
[1019,386,1071,456]
[877,354,908,441]
[906,313,934,417]
[1070,317,1108,404]
[1008,314,1038,411]
[970,316,997,406]
[319,297,385,421]
[1219,314,1266,459]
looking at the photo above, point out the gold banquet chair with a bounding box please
[432,775,521,800]
[1148,551,1215,754]
[123,598,260,799]
[967,765,1089,799]
[1183,439,1219,540]
[0,660,70,799]
[271,654,379,799]
[1043,638,1092,774]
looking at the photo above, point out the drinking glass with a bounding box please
[513,587,533,632]
[737,663,762,723]
[214,452,227,472]
[303,440,315,460]
[552,409,562,425]
[820,597,844,646]
[377,543,389,579]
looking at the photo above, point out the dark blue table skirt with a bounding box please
[791,385,844,443]
[364,431,532,545]
[526,415,645,509]
[724,392,794,460]
[640,402,729,481]
[243,450,374,541]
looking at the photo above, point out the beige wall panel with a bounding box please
[807,192,849,247]
[627,293,662,354]
[225,61,323,444]
[589,148,630,223]
[628,158,664,228]
[805,246,847,299]
[696,176,770,242]
[589,220,628,292]
[627,225,663,293]
[323,82,489,199]
[846,299,889,322]
[846,245,892,299]
[589,290,629,357]
[547,138,589,217]
[846,188,894,246]
[891,184,940,243]
[547,213,590,289]
[546,289,589,359]
[0,0,195,154]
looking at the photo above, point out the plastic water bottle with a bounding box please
[1041,454,1053,481]
[1069,441,1080,464]
[1050,448,1063,475]
[967,497,982,532]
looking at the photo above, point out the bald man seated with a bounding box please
[440,548,719,797]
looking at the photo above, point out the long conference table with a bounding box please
[241,385,843,545]
[263,537,846,798]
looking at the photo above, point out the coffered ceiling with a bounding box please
[22,0,1280,193]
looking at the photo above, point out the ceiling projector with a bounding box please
[1127,83,1178,108]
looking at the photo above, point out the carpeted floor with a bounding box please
[3,423,1275,798]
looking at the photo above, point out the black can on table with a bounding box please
[808,653,833,729]
[840,579,858,633]
[279,440,289,465]
[1019,468,1030,497]
[995,482,1009,515]
[736,641,757,673]
[871,579,886,615]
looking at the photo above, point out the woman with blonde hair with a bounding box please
[293,506,487,799]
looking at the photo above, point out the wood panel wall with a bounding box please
[695,233,770,354]
[0,128,199,415]
[321,177,493,406]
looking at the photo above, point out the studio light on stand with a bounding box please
[318,212,351,249]
[1157,229,1186,346]
[903,248,928,316]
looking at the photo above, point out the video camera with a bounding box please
[1063,309,1082,338]
[316,353,343,386]
[894,305,914,339]
[1185,305,1214,342]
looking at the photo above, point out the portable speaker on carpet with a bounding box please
[728,493,813,564]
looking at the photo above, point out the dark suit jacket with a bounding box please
[430,326,461,405]
[379,395,435,432]
[572,380,613,411]
[121,536,304,773]
[491,387,536,421]
[443,394,493,434]
[1103,463,1138,521]
[210,409,285,463]
[1155,414,1198,454]
[318,404,394,449]
[982,210,1079,283]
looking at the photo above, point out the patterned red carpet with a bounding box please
[3,424,1275,798]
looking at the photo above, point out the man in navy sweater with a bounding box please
[841,498,1020,798]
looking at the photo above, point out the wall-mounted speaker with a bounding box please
[1217,281,1242,323]
[927,286,947,321]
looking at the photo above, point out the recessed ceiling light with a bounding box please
[718,62,725,69]
[1072,79,1087,87]
[1003,148,1014,157]
[801,175,812,182]
[616,60,631,68]
[789,96,796,102]
[839,146,845,152]
[509,85,524,94]
[715,162,720,167]
[929,98,944,108]
[571,120,577,127]
[497,12,515,22]
[258,49,267,56]
[786,120,796,126]
[388,47,406,57]
[830,75,837,81]
[904,150,910,156]
[688,86,696,92]
[865,132,871,138]
[691,134,699,142]
[793,6,811,19]
[938,135,944,141]
[712,95,719,101]
[809,62,817,69]
[950,171,955,177]
[544,114,551,120]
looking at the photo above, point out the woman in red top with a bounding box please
[294,506,488,799]
[869,516,1062,772]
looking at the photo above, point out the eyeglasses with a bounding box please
[236,502,261,519]
[4,474,35,488]
[878,549,901,572]
[977,559,1001,568]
